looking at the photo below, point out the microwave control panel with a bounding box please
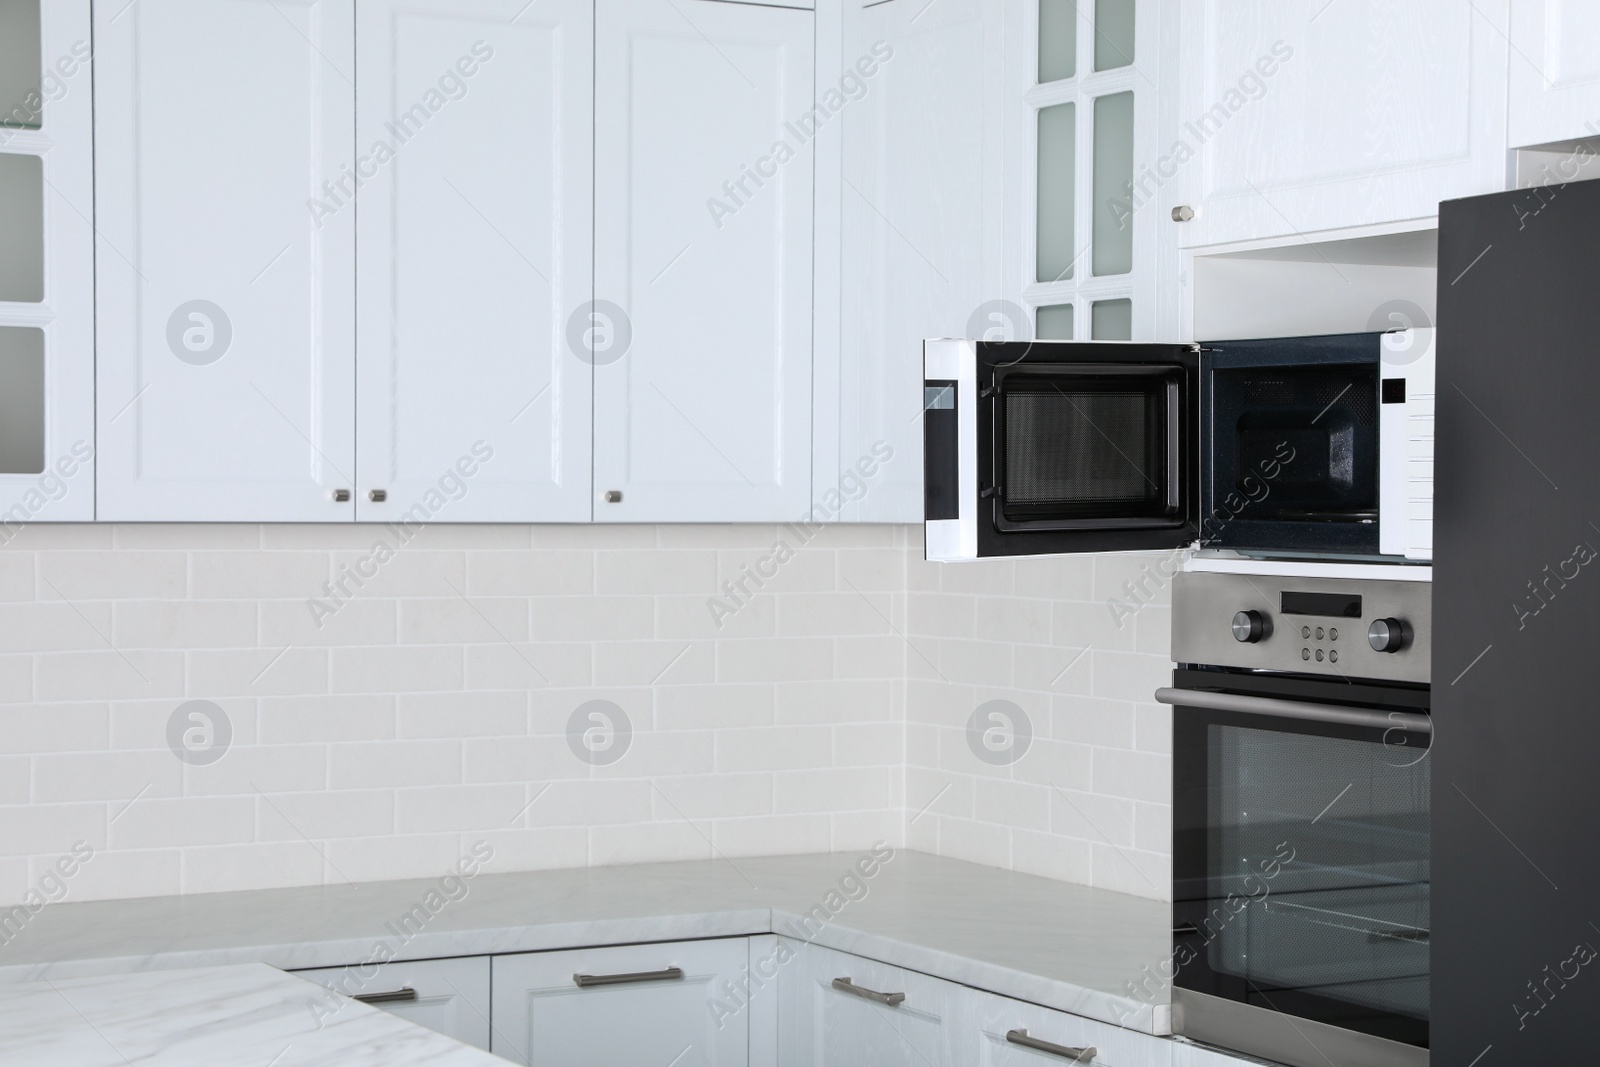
[1172,571,1432,685]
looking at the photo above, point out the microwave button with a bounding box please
[1329,650,1339,663]
[1329,628,1338,641]
[1301,648,1311,661]
[1315,627,1325,640]
[1315,649,1325,662]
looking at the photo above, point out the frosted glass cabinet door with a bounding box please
[355,0,594,523]
[593,0,814,522]
[1509,0,1600,148]
[94,0,357,521]
[0,0,94,521]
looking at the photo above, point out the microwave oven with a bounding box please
[922,329,1435,563]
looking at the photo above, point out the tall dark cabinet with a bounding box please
[1435,179,1600,1062]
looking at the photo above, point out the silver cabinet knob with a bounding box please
[332,489,351,503]
[368,489,387,503]
[1172,205,1195,222]
[605,490,623,503]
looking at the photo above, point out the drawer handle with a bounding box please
[352,987,417,1005]
[831,977,906,1007]
[1005,1029,1097,1062]
[573,967,684,988]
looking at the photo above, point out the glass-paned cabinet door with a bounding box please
[1016,0,1160,345]
[0,0,94,515]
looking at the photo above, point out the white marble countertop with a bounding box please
[0,850,1173,1034]
[0,963,505,1066]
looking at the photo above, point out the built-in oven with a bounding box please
[922,329,1435,563]
[1162,571,1431,1067]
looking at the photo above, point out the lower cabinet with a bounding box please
[776,940,959,1066]
[491,938,751,1066]
[966,987,1169,1067]
[292,955,492,1051]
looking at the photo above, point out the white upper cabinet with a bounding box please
[0,0,94,520]
[95,0,357,521]
[831,0,1005,523]
[593,0,814,523]
[1175,0,1510,248]
[1509,0,1600,148]
[354,0,593,523]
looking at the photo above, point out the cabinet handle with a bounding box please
[352,987,417,1005]
[1005,1030,1096,1062]
[572,967,684,988]
[368,489,387,503]
[1171,205,1195,222]
[831,977,906,1007]
[332,489,351,503]
[604,490,623,503]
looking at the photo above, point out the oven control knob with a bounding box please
[1231,610,1269,643]
[1368,618,1408,653]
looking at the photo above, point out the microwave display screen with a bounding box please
[1281,591,1362,617]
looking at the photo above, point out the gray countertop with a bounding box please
[0,850,1174,1034]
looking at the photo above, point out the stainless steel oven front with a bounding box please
[1162,571,1432,1067]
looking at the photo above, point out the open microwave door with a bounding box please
[924,339,1200,560]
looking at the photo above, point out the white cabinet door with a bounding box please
[491,938,750,1067]
[354,0,593,523]
[1509,0,1600,147]
[0,0,94,520]
[1177,0,1509,248]
[594,0,813,522]
[293,955,492,1051]
[831,0,1004,522]
[962,987,1171,1067]
[94,0,357,521]
[776,940,959,1067]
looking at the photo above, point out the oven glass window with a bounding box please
[1210,723,1429,1027]
[1211,363,1378,523]
[1001,379,1169,520]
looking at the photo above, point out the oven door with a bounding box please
[924,338,1199,560]
[1163,670,1430,1067]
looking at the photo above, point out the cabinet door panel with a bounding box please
[293,955,491,1051]
[1509,0,1600,147]
[1179,0,1508,247]
[967,987,1172,1067]
[491,938,750,1066]
[95,0,356,521]
[776,940,957,1067]
[355,0,593,522]
[594,0,813,522]
[834,0,1004,522]
[0,0,94,520]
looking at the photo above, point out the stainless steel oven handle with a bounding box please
[1155,688,1430,734]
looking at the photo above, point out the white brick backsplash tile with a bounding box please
[189,648,329,698]
[183,843,325,894]
[466,551,591,596]
[774,768,891,814]
[395,784,527,834]
[38,551,185,600]
[1090,843,1168,901]
[32,751,182,803]
[934,638,1011,687]
[1134,800,1171,854]
[531,525,652,550]
[717,547,834,593]
[331,646,463,694]
[63,848,181,903]
[5,524,114,551]
[1049,788,1135,846]
[1051,696,1136,749]
[0,804,105,856]
[935,816,1011,868]
[113,601,257,649]
[1091,748,1171,803]
[258,695,393,744]
[718,638,833,682]
[835,549,903,591]
[112,524,258,550]
[257,790,392,841]
[1011,739,1093,790]
[468,826,588,871]
[532,780,652,826]
[717,726,831,773]
[37,651,185,701]
[906,593,975,638]
[650,773,771,819]
[190,552,329,599]
[833,724,901,767]
[593,641,713,687]
[905,767,973,820]
[333,550,466,594]
[0,553,34,601]
[390,526,533,551]
[1011,556,1095,600]
[1009,829,1094,885]
[329,740,461,789]
[322,834,466,884]
[261,599,396,647]
[461,736,581,784]
[528,597,653,641]
[976,597,1051,644]
[0,656,31,703]
[1134,604,1172,657]
[588,822,712,867]
[657,592,776,640]
[654,684,773,730]
[832,636,905,679]
[261,525,403,551]
[830,809,902,853]
[109,797,253,850]
[1134,702,1172,754]
[464,642,590,690]
[110,699,257,751]
[0,705,109,754]
[597,551,718,595]
[1053,598,1137,651]
[1092,649,1172,703]
[0,757,27,804]
[187,745,327,796]
[0,601,114,652]
[397,597,530,645]
[596,729,714,779]
[712,814,830,857]
[398,691,525,739]
[974,778,1050,833]
[1013,643,1092,694]
[1093,552,1177,604]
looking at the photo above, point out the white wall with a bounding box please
[0,524,1174,908]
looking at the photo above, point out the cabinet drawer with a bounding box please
[967,987,1171,1067]
[492,937,750,1067]
[292,955,491,1051]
